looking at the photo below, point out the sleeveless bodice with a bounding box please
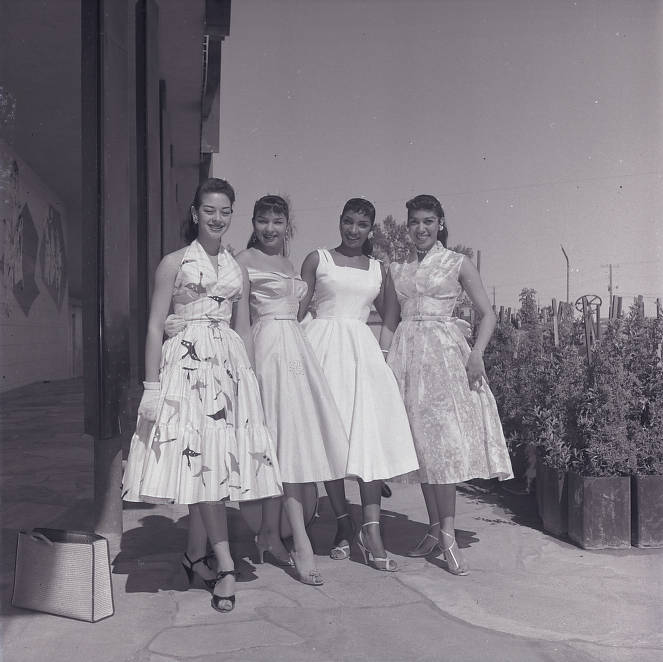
[389,242,464,319]
[171,240,243,323]
[247,269,308,320]
[313,249,382,322]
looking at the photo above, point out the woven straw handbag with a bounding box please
[12,528,114,622]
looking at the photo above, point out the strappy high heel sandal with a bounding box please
[254,535,294,567]
[330,512,355,560]
[290,551,324,586]
[210,569,238,613]
[181,552,217,590]
[357,521,398,572]
[406,522,441,557]
[440,530,469,576]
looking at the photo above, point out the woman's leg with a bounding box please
[183,505,217,583]
[324,478,354,557]
[196,501,236,603]
[283,482,321,582]
[433,483,468,574]
[357,479,396,569]
[256,496,291,564]
[406,483,442,557]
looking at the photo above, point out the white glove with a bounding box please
[164,313,187,338]
[138,382,160,422]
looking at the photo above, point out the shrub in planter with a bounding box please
[568,321,638,549]
[632,397,663,547]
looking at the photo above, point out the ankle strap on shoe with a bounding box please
[362,521,380,527]
[336,512,350,520]
[216,569,238,580]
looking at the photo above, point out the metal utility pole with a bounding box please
[560,244,570,303]
[600,263,620,299]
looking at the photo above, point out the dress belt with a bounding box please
[256,313,298,321]
[402,314,453,322]
[187,318,229,326]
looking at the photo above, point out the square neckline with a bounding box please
[322,248,373,272]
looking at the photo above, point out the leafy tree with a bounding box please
[372,215,411,264]
[518,287,539,328]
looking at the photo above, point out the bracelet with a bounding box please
[381,349,389,355]
[142,381,160,390]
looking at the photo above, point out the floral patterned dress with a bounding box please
[122,240,283,504]
[387,242,513,484]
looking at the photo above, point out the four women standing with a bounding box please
[125,180,512,612]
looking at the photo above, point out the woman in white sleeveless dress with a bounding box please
[300,198,419,572]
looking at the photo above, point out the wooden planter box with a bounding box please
[567,472,631,549]
[632,474,663,548]
[539,464,568,538]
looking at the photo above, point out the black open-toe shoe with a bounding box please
[181,552,217,591]
[210,569,238,613]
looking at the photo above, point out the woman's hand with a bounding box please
[138,382,160,422]
[465,349,486,391]
[164,313,187,338]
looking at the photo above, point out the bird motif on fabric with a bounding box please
[181,340,201,361]
[208,295,226,306]
[228,451,240,475]
[250,450,273,476]
[192,464,211,487]
[223,393,234,423]
[207,408,226,421]
[163,398,181,425]
[182,446,201,469]
[190,378,206,402]
[151,427,177,463]
[185,271,207,295]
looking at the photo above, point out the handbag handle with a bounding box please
[29,531,53,545]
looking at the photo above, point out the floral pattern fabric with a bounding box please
[122,240,283,504]
[387,242,513,484]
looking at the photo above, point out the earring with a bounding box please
[368,230,375,240]
[193,214,199,225]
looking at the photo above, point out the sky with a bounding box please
[214,0,662,314]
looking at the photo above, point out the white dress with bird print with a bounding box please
[123,240,283,504]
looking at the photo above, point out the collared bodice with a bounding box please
[389,242,464,319]
[313,249,382,322]
[247,268,308,320]
[171,240,242,323]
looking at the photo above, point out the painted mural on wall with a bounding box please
[0,142,67,317]
[39,205,67,310]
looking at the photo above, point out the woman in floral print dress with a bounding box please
[380,194,512,576]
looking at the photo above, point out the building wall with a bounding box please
[0,140,72,391]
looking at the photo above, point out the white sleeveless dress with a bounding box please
[247,268,349,483]
[302,249,419,481]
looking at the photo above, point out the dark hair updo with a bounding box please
[340,197,376,256]
[183,178,236,243]
[405,194,447,247]
[247,195,291,249]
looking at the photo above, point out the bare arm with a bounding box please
[379,267,401,352]
[373,261,387,319]
[298,251,319,321]
[231,263,255,367]
[459,256,496,388]
[144,253,181,382]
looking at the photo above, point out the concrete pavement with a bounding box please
[1,378,661,661]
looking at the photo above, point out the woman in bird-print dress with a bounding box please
[122,178,282,612]
[380,194,513,576]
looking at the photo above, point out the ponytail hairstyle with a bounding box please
[183,178,236,243]
[405,194,447,247]
[340,197,376,256]
[247,194,292,254]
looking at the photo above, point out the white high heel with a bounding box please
[356,521,398,572]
